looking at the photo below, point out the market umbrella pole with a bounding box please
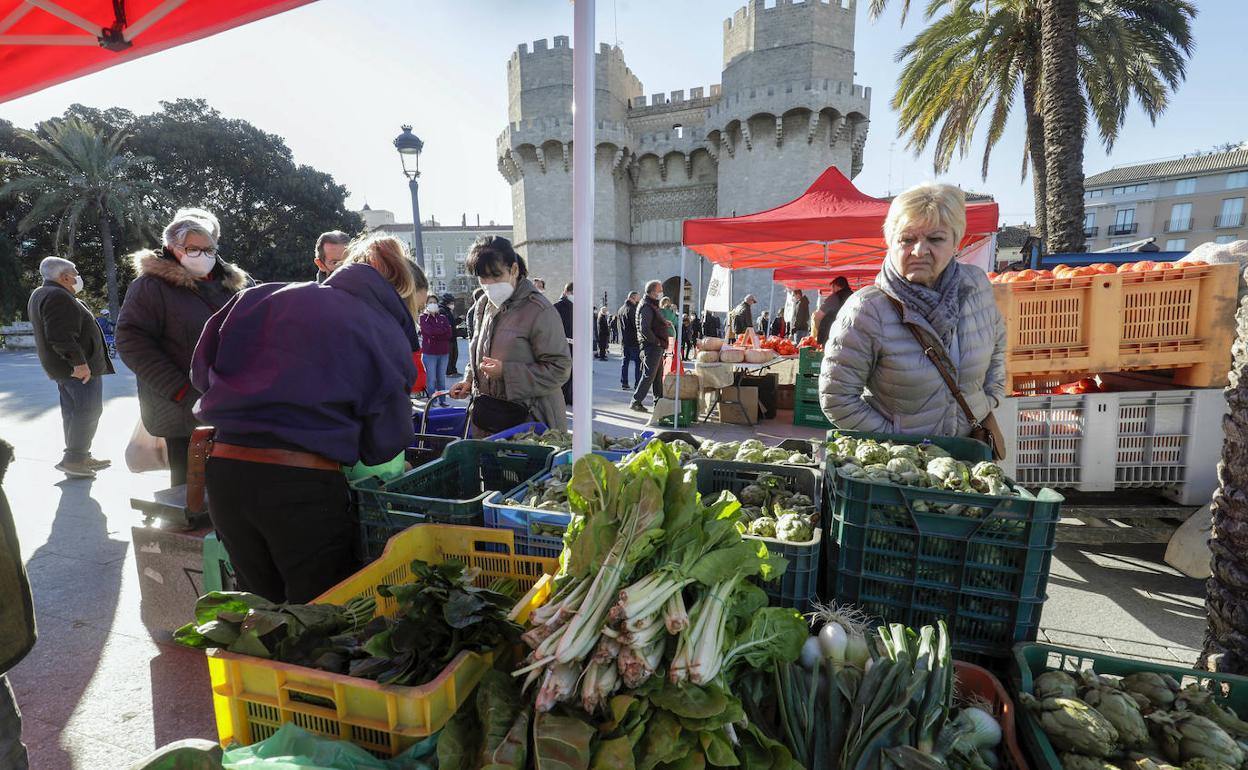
[570,0,595,460]
[674,247,685,416]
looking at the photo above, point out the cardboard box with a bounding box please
[663,372,701,399]
[708,385,759,425]
[776,383,796,411]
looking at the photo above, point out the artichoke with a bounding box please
[738,484,768,507]
[775,513,813,543]
[1180,759,1238,770]
[971,461,1006,481]
[1148,712,1244,767]
[1060,755,1123,770]
[1174,684,1248,740]
[1035,670,1080,699]
[854,441,891,466]
[1021,694,1118,757]
[920,442,952,460]
[863,463,893,481]
[1123,672,1181,711]
[747,517,777,538]
[1084,686,1149,749]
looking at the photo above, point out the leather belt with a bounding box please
[210,442,341,472]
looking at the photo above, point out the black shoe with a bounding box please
[621,383,631,390]
[630,402,649,413]
[447,370,460,376]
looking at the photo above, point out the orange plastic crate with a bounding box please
[995,263,1237,391]
[206,525,558,757]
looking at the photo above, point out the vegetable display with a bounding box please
[670,437,818,466]
[503,464,572,513]
[734,472,818,544]
[499,428,647,453]
[175,561,520,688]
[488,441,809,769]
[741,604,1005,770]
[796,335,822,351]
[1022,665,1248,769]
[827,433,1017,498]
[988,261,1208,284]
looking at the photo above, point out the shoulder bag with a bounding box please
[887,298,1006,461]
[466,299,535,436]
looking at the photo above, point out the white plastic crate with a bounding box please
[998,388,1227,505]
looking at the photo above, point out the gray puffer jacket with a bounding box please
[818,266,1005,437]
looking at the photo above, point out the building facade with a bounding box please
[1083,147,1248,252]
[497,0,871,311]
[366,216,513,300]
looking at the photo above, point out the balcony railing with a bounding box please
[1164,218,1192,233]
[1108,222,1138,236]
[1083,226,1098,237]
[1215,213,1246,228]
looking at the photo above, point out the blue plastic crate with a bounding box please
[482,468,572,559]
[486,421,547,442]
[489,422,653,462]
[412,406,468,437]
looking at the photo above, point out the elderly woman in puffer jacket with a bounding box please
[819,182,1005,438]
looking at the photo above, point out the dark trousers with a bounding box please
[447,336,459,374]
[632,344,664,406]
[0,676,27,770]
[206,457,356,604]
[166,435,190,488]
[55,376,102,464]
[563,344,573,405]
[596,336,610,359]
[621,345,641,387]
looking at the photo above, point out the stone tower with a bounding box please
[497,0,871,311]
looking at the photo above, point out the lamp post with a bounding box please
[393,125,426,270]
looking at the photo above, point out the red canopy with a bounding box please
[682,167,999,269]
[0,0,316,105]
[773,265,878,291]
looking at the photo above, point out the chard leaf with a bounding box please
[649,683,732,720]
[639,710,688,770]
[481,706,530,770]
[723,607,808,676]
[534,711,595,770]
[591,736,636,770]
[437,705,481,770]
[701,729,739,767]
[687,541,762,586]
[476,670,524,757]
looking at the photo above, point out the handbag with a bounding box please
[887,298,1006,461]
[124,418,169,473]
[469,393,534,436]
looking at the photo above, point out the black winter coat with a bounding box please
[0,439,34,674]
[617,301,640,347]
[637,297,669,348]
[553,297,574,339]
[117,248,250,438]
[27,281,115,380]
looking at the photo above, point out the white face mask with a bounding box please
[566,293,574,303]
[484,281,515,307]
[180,251,217,278]
[71,275,83,293]
[426,303,440,313]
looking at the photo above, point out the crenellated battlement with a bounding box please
[724,0,853,32]
[629,85,721,110]
[509,35,571,64]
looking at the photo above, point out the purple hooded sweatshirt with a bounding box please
[191,263,418,466]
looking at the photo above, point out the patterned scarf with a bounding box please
[878,258,966,349]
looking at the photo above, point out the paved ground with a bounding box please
[0,343,1208,767]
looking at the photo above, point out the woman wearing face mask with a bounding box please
[190,234,426,602]
[418,295,454,407]
[116,208,250,486]
[819,183,1006,449]
[447,236,571,432]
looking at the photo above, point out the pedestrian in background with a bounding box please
[419,298,454,406]
[554,283,574,405]
[0,438,33,770]
[465,287,485,342]
[813,276,853,345]
[438,292,460,376]
[702,309,722,340]
[756,310,770,336]
[729,294,756,336]
[617,291,641,390]
[117,208,250,487]
[596,306,611,360]
[770,312,786,337]
[787,288,811,341]
[313,230,350,284]
[28,257,114,478]
[630,280,669,413]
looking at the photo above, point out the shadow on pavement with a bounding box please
[0,351,136,422]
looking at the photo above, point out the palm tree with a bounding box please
[0,117,163,317]
[890,0,1195,244]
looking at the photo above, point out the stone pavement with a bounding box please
[0,343,1207,768]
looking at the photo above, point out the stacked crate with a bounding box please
[793,346,831,428]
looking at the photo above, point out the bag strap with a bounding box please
[885,297,984,431]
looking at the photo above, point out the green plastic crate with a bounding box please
[352,440,556,560]
[827,466,1062,661]
[793,400,832,429]
[202,531,235,593]
[798,346,822,376]
[690,458,821,613]
[1013,643,1248,770]
[796,376,820,402]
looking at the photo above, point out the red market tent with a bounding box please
[0,0,316,105]
[773,264,878,291]
[681,166,999,269]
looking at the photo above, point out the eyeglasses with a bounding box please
[184,247,219,259]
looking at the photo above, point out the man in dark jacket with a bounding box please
[729,294,756,336]
[787,288,811,341]
[631,280,670,412]
[553,283,574,405]
[0,438,33,770]
[617,291,641,390]
[28,257,115,478]
[439,292,460,376]
[813,276,853,345]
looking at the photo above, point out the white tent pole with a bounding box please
[571,0,595,460]
[674,246,686,421]
[767,273,774,332]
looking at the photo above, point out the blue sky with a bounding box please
[0,0,1239,227]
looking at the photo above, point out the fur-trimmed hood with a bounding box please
[131,248,250,292]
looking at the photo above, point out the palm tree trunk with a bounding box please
[1037,0,1085,253]
[1201,287,1248,674]
[98,211,120,319]
[1022,65,1048,245]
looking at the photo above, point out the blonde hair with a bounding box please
[345,234,428,318]
[884,183,967,246]
[660,297,673,309]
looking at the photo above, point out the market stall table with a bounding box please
[702,354,798,426]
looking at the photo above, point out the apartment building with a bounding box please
[1082,147,1248,252]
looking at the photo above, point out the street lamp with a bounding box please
[393,124,426,269]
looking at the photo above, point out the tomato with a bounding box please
[1071,266,1099,277]
[1036,270,1054,280]
[986,271,998,281]
[1184,260,1207,267]
[1131,260,1157,272]
[1092,263,1119,274]
[1153,262,1174,271]
[1014,270,1039,283]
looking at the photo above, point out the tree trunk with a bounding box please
[1201,276,1248,673]
[1037,0,1085,253]
[98,211,120,319]
[1022,64,1047,246]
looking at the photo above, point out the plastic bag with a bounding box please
[342,451,406,483]
[221,724,437,769]
[124,418,168,473]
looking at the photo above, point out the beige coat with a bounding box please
[467,278,572,430]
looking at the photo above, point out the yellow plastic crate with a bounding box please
[207,525,559,757]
